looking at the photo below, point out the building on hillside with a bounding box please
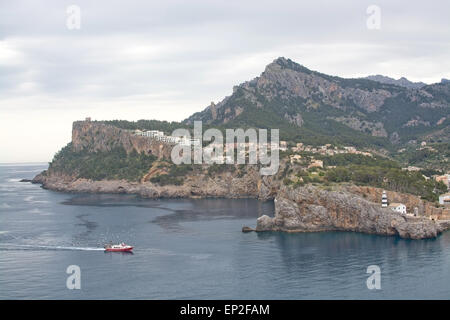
[381,190,388,208]
[290,154,302,164]
[279,141,288,151]
[344,146,356,153]
[178,137,200,146]
[439,193,450,206]
[435,175,450,188]
[151,130,164,138]
[388,203,407,214]
[163,136,181,143]
[402,166,422,172]
[138,130,164,138]
[360,152,373,157]
[308,159,323,169]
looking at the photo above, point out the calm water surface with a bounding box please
[1,164,449,299]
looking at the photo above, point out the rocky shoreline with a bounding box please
[32,170,450,240]
[31,167,278,200]
[256,185,449,240]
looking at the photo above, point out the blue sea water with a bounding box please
[1,164,450,299]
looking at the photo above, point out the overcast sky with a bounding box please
[1,0,450,163]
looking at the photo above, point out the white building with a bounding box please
[148,130,164,138]
[136,130,165,138]
[178,137,200,146]
[439,193,450,206]
[135,130,197,145]
[388,203,407,214]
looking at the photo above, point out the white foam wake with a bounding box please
[0,244,104,251]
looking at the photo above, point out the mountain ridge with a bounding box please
[185,57,450,149]
[363,74,427,89]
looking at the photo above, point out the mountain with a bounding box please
[185,57,450,149]
[363,75,426,89]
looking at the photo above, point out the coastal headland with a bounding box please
[32,120,450,240]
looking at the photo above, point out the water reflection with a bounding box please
[63,194,274,231]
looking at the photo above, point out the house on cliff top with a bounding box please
[439,193,450,206]
[388,203,407,214]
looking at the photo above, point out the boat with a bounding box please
[104,242,134,252]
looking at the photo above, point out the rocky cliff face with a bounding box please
[256,185,446,239]
[72,121,172,159]
[345,185,450,219]
[34,120,281,199]
[187,57,397,124]
[33,165,278,201]
[186,57,450,145]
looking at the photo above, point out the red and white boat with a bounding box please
[104,242,133,252]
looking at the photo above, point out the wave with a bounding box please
[23,196,49,205]
[0,244,105,251]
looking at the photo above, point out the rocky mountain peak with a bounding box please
[262,57,313,77]
[185,57,449,148]
[270,56,291,68]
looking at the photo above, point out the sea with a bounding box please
[1,164,450,299]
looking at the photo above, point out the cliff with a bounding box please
[33,164,278,201]
[72,121,173,159]
[345,185,450,220]
[256,185,447,239]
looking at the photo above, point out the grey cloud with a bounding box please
[1,0,450,162]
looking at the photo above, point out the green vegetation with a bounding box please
[207,163,235,176]
[324,166,447,202]
[220,98,394,151]
[150,163,195,186]
[320,154,399,168]
[394,143,450,171]
[49,143,156,181]
[281,153,447,202]
[149,175,184,186]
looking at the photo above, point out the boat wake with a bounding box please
[0,244,105,251]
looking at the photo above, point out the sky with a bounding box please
[1,0,450,163]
